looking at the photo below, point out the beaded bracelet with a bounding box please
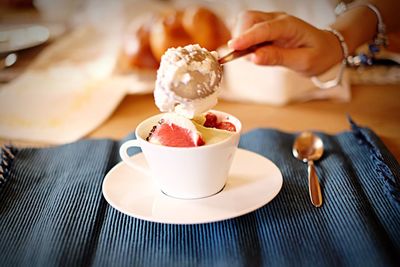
[335,1,388,67]
[312,1,388,89]
[311,28,347,89]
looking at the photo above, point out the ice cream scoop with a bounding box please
[154,44,222,118]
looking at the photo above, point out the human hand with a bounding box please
[228,11,343,76]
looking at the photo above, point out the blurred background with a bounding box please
[0,0,399,145]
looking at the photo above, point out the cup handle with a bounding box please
[119,140,150,176]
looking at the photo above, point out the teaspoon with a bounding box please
[292,131,324,207]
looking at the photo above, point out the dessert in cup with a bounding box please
[120,44,241,199]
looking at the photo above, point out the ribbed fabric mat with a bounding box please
[0,122,399,267]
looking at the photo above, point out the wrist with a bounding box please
[323,28,347,66]
[331,3,381,54]
[310,28,347,90]
[332,2,388,67]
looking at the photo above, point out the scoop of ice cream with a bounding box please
[154,44,222,118]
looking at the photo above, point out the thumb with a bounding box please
[229,14,295,50]
[229,14,315,52]
[251,45,313,75]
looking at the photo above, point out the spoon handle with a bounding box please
[218,41,273,64]
[308,161,323,207]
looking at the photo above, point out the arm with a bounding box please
[331,0,400,54]
[228,0,399,76]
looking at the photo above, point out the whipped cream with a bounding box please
[154,44,222,118]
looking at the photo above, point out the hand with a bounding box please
[228,11,343,76]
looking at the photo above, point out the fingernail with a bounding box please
[227,40,234,48]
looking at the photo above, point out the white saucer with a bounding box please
[102,148,283,224]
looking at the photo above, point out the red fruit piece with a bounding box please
[149,123,205,147]
[203,112,218,128]
[216,121,236,132]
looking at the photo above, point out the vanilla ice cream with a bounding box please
[154,44,222,118]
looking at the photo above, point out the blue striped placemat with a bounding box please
[0,120,399,267]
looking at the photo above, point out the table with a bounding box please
[1,7,400,267]
[1,52,399,161]
[1,7,399,161]
[89,84,400,160]
[1,9,399,160]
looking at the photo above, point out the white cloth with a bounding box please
[221,60,350,105]
[0,27,130,144]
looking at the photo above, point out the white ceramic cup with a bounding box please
[119,110,242,199]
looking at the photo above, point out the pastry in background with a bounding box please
[149,9,193,62]
[117,14,159,71]
[119,6,231,71]
[182,6,231,52]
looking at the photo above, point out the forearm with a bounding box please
[330,0,399,55]
[228,1,399,77]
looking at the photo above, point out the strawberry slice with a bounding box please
[216,121,236,132]
[147,113,205,147]
[203,112,236,132]
[203,112,218,128]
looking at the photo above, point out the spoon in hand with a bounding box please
[218,41,273,64]
[292,131,324,207]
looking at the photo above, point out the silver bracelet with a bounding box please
[311,28,347,90]
[335,1,388,66]
[312,1,388,89]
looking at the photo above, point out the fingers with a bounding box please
[251,46,316,75]
[227,10,335,76]
[229,13,295,50]
[230,22,273,50]
[232,10,264,37]
[232,10,285,38]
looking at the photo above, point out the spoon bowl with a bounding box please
[292,131,324,207]
[293,131,324,162]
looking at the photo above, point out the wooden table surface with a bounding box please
[1,7,399,161]
[89,84,400,160]
[1,49,399,161]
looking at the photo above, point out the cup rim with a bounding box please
[134,110,241,150]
